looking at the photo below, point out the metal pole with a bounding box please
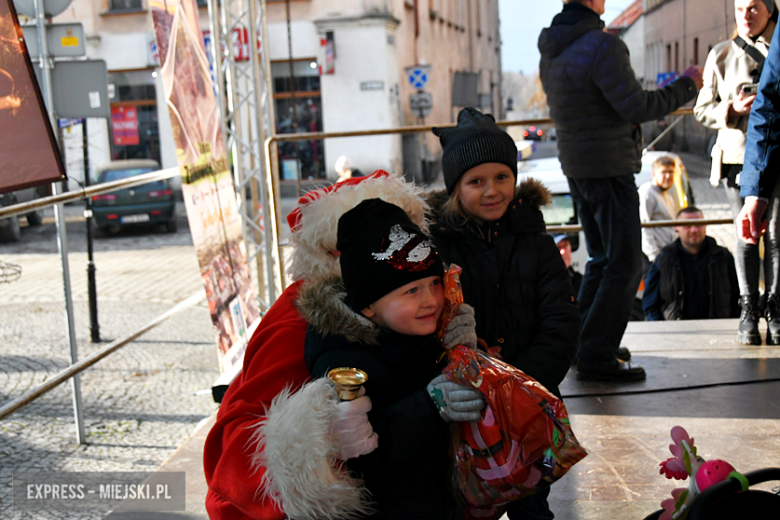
[83,119,100,343]
[35,0,86,444]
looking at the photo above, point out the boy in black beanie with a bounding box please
[304,198,484,520]
[428,108,580,520]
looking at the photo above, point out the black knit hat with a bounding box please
[433,107,518,195]
[337,199,444,312]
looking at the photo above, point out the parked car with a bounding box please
[0,185,48,243]
[522,126,544,141]
[517,151,694,319]
[91,159,176,236]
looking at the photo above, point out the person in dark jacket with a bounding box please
[643,207,740,321]
[431,108,579,520]
[553,233,583,298]
[305,199,484,520]
[538,0,703,382]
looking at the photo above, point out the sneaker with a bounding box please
[738,295,761,346]
[576,358,646,382]
[766,295,780,346]
[616,346,631,361]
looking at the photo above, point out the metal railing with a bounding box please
[0,168,180,220]
[0,109,719,428]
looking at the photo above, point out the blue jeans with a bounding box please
[567,175,643,364]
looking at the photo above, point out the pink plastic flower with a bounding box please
[659,458,689,480]
[659,487,686,520]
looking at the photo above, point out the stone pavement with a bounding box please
[677,151,736,255]
[0,203,221,520]
[0,191,308,520]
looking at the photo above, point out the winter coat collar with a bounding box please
[426,178,552,241]
[296,277,381,345]
[673,235,718,259]
[538,4,604,59]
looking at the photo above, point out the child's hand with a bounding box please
[330,387,379,460]
[442,303,477,350]
[426,374,485,422]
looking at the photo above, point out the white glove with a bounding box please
[442,303,477,350]
[426,374,485,422]
[329,387,379,460]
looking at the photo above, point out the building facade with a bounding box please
[642,0,735,154]
[53,0,501,185]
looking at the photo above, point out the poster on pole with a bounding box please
[0,0,66,194]
[150,0,260,374]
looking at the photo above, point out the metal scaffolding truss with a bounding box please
[206,0,283,311]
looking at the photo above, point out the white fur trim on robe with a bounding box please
[248,378,373,520]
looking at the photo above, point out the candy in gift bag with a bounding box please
[437,265,587,515]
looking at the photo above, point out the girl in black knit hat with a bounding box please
[429,107,580,520]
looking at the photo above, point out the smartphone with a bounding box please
[742,83,759,96]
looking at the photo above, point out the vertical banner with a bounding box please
[0,0,66,193]
[150,0,260,374]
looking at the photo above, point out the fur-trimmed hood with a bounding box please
[425,177,552,235]
[296,277,380,345]
[287,172,430,283]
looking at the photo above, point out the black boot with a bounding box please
[766,295,780,345]
[738,295,761,345]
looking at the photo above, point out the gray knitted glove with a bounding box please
[426,374,485,422]
[442,303,477,350]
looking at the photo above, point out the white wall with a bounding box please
[317,17,402,179]
[622,16,645,85]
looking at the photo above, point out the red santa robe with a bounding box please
[203,171,430,520]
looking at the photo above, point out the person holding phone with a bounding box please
[694,0,778,345]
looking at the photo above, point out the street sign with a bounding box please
[22,23,85,58]
[410,92,433,118]
[51,60,110,118]
[657,72,679,88]
[405,65,431,90]
[12,0,71,17]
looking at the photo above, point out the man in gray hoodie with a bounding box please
[538,0,702,382]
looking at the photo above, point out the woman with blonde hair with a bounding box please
[695,0,779,345]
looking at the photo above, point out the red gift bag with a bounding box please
[437,265,587,515]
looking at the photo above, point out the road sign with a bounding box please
[410,92,433,118]
[405,65,432,90]
[22,23,85,58]
[657,72,679,88]
[51,60,110,119]
[12,0,71,17]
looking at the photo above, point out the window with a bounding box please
[271,60,325,180]
[674,42,679,72]
[109,0,143,11]
[109,70,161,164]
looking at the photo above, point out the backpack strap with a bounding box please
[733,36,766,81]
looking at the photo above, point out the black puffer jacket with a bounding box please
[426,179,579,397]
[643,237,740,321]
[538,3,698,179]
[302,280,461,520]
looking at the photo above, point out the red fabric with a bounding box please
[204,281,311,520]
[286,170,390,232]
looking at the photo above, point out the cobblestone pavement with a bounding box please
[0,204,222,519]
